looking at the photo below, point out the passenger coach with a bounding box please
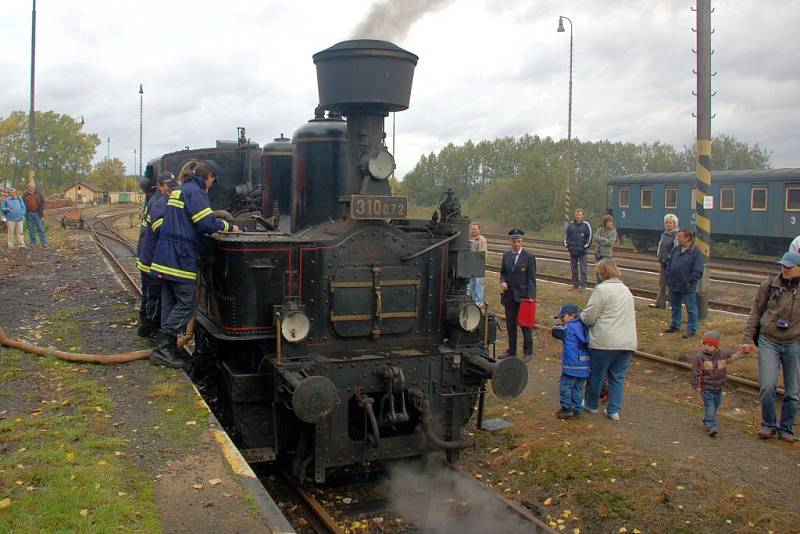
[607,168,800,254]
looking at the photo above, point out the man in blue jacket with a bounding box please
[500,228,537,361]
[150,161,238,368]
[2,187,27,249]
[564,208,592,290]
[664,229,705,338]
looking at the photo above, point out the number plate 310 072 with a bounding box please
[350,195,408,219]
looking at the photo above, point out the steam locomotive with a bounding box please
[157,40,528,483]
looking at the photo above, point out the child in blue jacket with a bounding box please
[551,303,590,418]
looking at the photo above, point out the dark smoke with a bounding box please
[351,0,454,41]
[385,459,535,533]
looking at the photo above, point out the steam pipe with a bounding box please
[364,398,381,448]
[419,397,468,450]
[401,231,460,262]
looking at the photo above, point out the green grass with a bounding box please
[146,373,208,448]
[0,354,161,533]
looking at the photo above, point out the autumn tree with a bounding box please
[0,111,100,193]
[89,158,127,191]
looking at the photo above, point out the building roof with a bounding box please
[608,168,800,184]
[65,181,102,193]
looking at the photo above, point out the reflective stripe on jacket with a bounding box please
[150,176,230,283]
[137,194,167,273]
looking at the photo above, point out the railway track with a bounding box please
[86,208,557,533]
[484,234,779,279]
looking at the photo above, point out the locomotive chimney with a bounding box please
[313,40,418,207]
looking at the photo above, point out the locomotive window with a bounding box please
[619,187,630,208]
[720,187,735,210]
[751,187,768,211]
[786,186,800,212]
[664,187,677,209]
[641,187,653,208]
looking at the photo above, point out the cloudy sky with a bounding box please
[1,0,798,177]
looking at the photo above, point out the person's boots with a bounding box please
[149,331,186,369]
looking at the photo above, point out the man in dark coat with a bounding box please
[500,229,537,361]
[564,208,592,289]
[664,229,705,338]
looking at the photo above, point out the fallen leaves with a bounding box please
[0,498,10,509]
[208,479,222,486]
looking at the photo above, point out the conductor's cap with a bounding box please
[508,228,524,239]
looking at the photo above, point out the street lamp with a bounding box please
[557,15,573,225]
[139,84,143,180]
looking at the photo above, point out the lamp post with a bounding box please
[28,0,37,187]
[557,15,573,226]
[139,84,143,180]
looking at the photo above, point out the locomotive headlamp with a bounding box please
[281,310,310,343]
[458,303,482,332]
[365,148,395,180]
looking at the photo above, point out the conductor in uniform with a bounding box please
[500,229,537,360]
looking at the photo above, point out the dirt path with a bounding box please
[1,233,271,532]
[461,324,800,532]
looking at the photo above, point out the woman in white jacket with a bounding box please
[580,259,638,420]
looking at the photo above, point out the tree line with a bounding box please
[398,134,771,229]
[0,110,135,194]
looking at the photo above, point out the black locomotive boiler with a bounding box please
[190,40,528,483]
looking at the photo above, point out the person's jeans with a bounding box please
[569,253,588,288]
[469,276,484,305]
[25,213,47,246]
[160,280,197,337]
[670,291,698,333]
[758,336,800,436]
[559,374,586,414]
[701,389,722,431]
[586,349,633,415]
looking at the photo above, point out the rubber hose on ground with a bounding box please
[0,317,195,365]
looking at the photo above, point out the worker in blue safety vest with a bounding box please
[150,160,239,368]
[136,171,179,344]
[136,171,174,340]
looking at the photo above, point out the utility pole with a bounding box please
[28,0,37,187]
[557,15,574,227]
[139,84,143,179]
[694,0,713,319]
[107,137,110,161]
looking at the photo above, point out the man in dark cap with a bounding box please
[500,229,537,361]
[150,160,238,368]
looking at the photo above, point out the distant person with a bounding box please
[692,330,750,437]
[594,214,617,261]
[564,208,592,289]
[1,187,27,249]
[649,214,679,309]
[664,229,704,338]
[22,183,47,248]
[551,303,590,419]
[499,228,537,361]
[468,222,488,306]
[741,251,800,442]
[150,161,238,368]
[581,259,637,421]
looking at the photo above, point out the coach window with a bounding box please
[786,185,800,211]
[641,187,653,208]
[619,187,630,208]
[664,186,677,209]
[720,187,735,210]
[751,186,767,211]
